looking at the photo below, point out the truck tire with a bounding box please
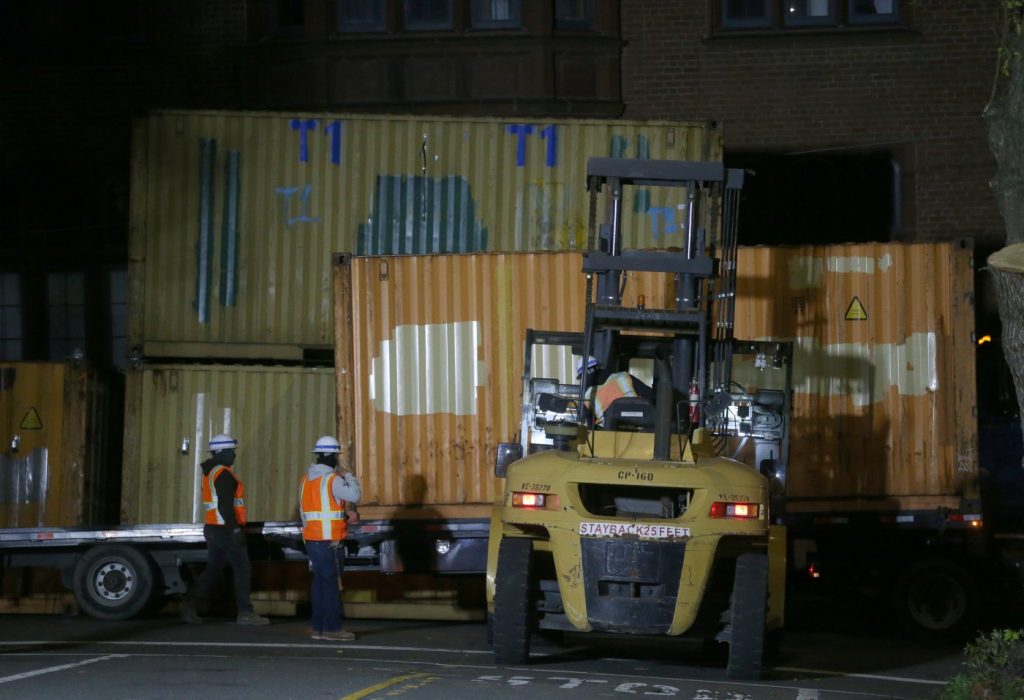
[72,545,156,621]
[492,537,533,664]
[893,558,978,641]
[726,552,768,680]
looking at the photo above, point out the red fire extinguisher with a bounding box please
[688,379,700,425]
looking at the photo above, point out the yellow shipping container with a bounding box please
[129,110,721,359]
[121,363,335,524]
[0,363,121,527]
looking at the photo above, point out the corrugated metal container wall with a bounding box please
[733,240,977,509]
[132,110,720,356]
[335,241,975,514]
[336,253,588,510]
[0,364,120,527]
[121,364,335,524]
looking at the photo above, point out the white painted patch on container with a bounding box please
[734,333,937,406]
[828,255,876,274]
[789,253,894,290]
[370,321,484,416]
[191,392,207,524]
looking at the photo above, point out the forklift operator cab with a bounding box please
[577,358,656,432]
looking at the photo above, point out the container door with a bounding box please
[0,363,67,527]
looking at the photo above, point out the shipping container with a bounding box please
[0,363,121,528]
[121,363,335,524]
[128,110,721,359]
[333,239,977,517]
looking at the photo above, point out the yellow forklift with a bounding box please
[488,158,790,680]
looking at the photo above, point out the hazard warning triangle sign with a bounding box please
[20,407,43,430]
[845,296,868,321]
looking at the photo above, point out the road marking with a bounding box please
[0,654,124,684]
[0,640,491,655]
[0,642,950,691]
[340,671,431,699]
[776,666,948,686]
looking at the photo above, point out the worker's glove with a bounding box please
[232,527,245,545]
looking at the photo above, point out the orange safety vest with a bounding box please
[299,474,347,541]
[593,372,639,425]
[202,465,247,526]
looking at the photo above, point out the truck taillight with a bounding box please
[948,513,983,528]
[512,492,546,508]
[709,501,760,519]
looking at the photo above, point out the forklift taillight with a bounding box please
[709,502,760,519]
[512,492,546,508]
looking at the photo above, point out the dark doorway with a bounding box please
[725,150,898,245]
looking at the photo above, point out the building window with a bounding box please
[110,269,128,370]
[555,0,594,31]
[722,0,771,28]
[47,272,86,361]
[784,0,835,27]
[404,0,453,31]
[0,273,22,360]
[849,0,898,25]
[336,0,386,32]
[471,0,522,29]
[718,0,902,32]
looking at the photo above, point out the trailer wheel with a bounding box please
[72,545,156,621]
[726,552,768,680]
[894,558,978,641]
[492,537,533,664]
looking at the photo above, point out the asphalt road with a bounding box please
[0,606,966,700]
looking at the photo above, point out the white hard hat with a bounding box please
[208,434,238,452]
[312,435,341,454]
[576,355,600,379]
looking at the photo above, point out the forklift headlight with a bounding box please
[495,442,523,477]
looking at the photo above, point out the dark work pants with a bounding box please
[189,525,254,614]
[305,540,344,633]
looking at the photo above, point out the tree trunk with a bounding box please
[985,24,1024,463]
[988,248,1024,467]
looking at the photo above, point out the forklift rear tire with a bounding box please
[492,537,533,664]
[726,552,768,680]
[72,545,156,621]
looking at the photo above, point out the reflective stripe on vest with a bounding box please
[202,465,247,526]
[593,372,639,425]
[299,474,347,541]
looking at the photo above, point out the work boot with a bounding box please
[181,600,203,625]
[320,629,355,642]
[236,610,270,626]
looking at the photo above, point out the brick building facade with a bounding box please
[621,0,1005,251]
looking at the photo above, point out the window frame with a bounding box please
[47,271,87,362]
[0,272,23,361]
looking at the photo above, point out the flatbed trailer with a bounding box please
[0,518,491,620]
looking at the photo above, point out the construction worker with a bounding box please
[577,356,655,426]
[182,434,269,626]
[299,435,362,641]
